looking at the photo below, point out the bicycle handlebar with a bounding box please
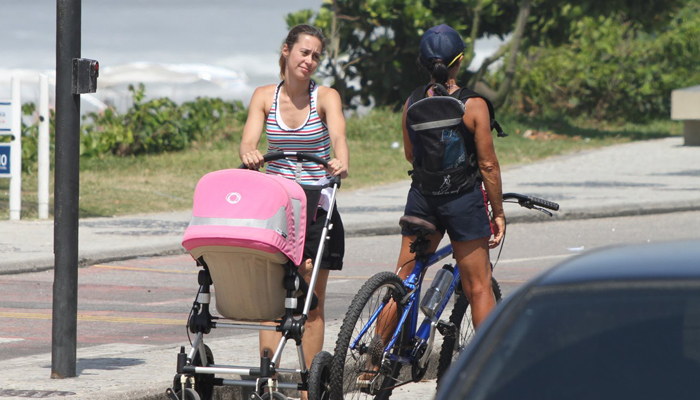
[503,192,560,211]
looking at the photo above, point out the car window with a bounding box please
[470,284,700,400]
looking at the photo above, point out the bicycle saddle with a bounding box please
[399,216,437,237]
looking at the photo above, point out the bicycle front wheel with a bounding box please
[330,271,407,400]
[436,277,502,384]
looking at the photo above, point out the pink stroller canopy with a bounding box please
[182,169,307,265]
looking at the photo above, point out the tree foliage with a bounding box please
[511,0,700,121]
[287,0,695,121]
[288,0,510,109]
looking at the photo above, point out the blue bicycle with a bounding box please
[329,193,559,399]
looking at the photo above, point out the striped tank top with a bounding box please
[265,81,331,184]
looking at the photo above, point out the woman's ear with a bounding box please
[450,55,464,75]
[282,43,290,58]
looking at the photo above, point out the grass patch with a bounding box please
[0,110,682,219]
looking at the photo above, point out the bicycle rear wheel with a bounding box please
[330,271,407,400]
[436,277,502,384]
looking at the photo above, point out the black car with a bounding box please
[435,240,700,400]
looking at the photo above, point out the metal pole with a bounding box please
[9,78,21,220]
[52,0,81,379]
[38,74,50,220]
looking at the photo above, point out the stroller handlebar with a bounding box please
[238,151,341,188]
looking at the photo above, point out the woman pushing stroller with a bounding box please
[239,24,349,399]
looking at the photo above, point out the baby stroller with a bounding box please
[166,152,340,400]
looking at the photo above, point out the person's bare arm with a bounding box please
[319,87,349,178]
[464,97,505,248]
[239,86,273,169]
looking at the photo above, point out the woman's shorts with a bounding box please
[401,183,493,242]
[303,207,345,270]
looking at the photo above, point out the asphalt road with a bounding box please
[3,211,700,361]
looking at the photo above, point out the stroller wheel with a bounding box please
[172,345,215,400]
[261,392,287,400]
[175,388,201,400]
[308,351,333,400]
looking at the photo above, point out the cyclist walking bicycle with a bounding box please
[329,24,508,400]
[396,23,504,329]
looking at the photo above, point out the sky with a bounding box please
[1,0,502,108]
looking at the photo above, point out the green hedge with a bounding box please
[509,2,700,122]
[17,84,248,173]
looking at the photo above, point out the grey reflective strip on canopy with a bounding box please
[410,118,464,131]
[291,198,302,237]
[189,206,288,237]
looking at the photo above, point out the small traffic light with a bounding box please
[72,58,99,94]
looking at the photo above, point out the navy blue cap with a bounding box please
[419,24,466,68]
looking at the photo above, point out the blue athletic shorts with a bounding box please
[401,183,493,242]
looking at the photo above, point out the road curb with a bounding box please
[2,203,699,276]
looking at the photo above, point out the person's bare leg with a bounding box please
[381,234,443,339]
[259,258,314,382]
[298,268,329,400]
[259,326,282,363]
[452,237,495,328]
[259,324,281,397]
[302,268,329,368]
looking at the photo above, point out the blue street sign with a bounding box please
[0,144,10,177]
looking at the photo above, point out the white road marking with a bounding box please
[495,254,572,264]
[144,298,195,306]
[0,337,24,344]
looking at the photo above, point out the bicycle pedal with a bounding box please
[436,320,456,336]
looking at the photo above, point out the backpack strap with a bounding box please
[409,85,508,137]
[451,88,508,137]
[409,84,431,105]
[410,84,453,104]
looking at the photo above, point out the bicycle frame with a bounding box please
[349,193,559,384]
[350,243,459,366]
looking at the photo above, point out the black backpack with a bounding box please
[405,84,506,196]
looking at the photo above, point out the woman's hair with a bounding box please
[427,59,450,86]
[279,24,326,80]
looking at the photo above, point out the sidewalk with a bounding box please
[3,137,700,276]
[1,137,699,399]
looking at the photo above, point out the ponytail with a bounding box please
[429,59,449,86]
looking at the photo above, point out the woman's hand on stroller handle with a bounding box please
[238,151,342,186]
[239,149,265,170]
[326,158,348,180]
[238,151,330,169]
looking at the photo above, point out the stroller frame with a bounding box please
[167,152,340,400]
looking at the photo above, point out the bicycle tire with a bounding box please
[436,277,502,384]
[330,271,407,400]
